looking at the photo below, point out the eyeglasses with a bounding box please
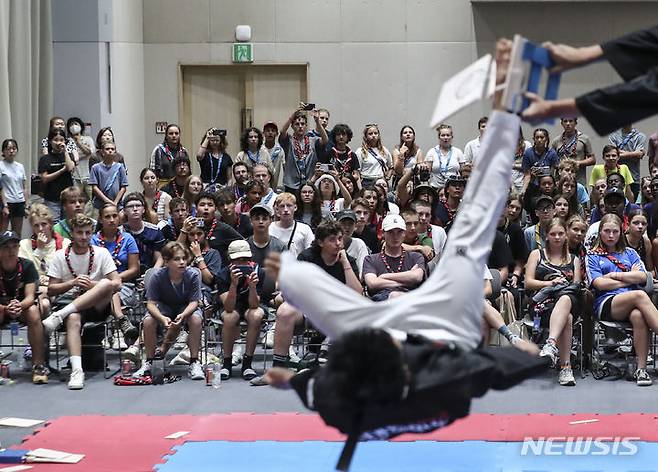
[536,207,554,213]
[125,203,143,210]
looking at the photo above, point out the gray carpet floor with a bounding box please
[2,365,658,451]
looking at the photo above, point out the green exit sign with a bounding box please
[232,43,253,63]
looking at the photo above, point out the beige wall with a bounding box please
[140,0,658,179]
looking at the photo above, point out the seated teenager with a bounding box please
[195,190,244,261]
[0,231,48,384]
[525,217,581,386]
[122,192,167,273]
[90,203,139,344]
[434,176,465,233]
[401,209,435,265]
[252,163,279,212]
[19,204,70,308]
[235,180,264,215]
[53,186,94,240]
[350,197,380,254]
[524,195,556,251]
[256,220,361,381]
[269,193,315,257]
[217,188,253,238]
[184,223,223,295]
[158,197,190,242]
[228,161,251,201]
[217,240,267,381]
[161,156,191,199]
[336,210,369,278]
[363,214,426,301]
[586,213,658,386]
[411,199,447,271]
[43,214,122,389]
[134,242,204,381]
[140,167,171,223]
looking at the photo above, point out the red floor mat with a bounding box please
[13,413,658,471]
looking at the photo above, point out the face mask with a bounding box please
[69,124,82,135]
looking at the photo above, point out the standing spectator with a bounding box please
[40,116,78,158]
[89,141,128,215]
[235,127,272,171]
[308,108,331,138]
[392,125,423,178]
[217,240,266,381]
[424,124,464,189]
[162,156,191,200]
[324,124,361,181]
[89,127,125,169]
[262,121,285,190]
[522,128,559,194]
[134,242,205,381]
[269,193,314,257]
[196,127,232,191]
[0,139,28,235]
[609,124,647,198]
[512,128,532,194]
[355,124,392,187]
[67,117,95,202]
[140,168,171,223]
[150,124,189,185]
[279,107,328,193]
[463,116,488,165]
[53,187,91,240]
[38,129,76,221]
[550,117,595,186]
[648,129,658,171]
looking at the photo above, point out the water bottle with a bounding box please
[212,363,222,389]
[16,338,26,371]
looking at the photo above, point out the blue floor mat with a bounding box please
[156,440,658,472]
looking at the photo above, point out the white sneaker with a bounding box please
[188,361,204,380]
[265,326,275,348]
[68,368,85,390]
[132,360,152,378]
[288,346,300,363]
[123,344,142,363]
[558,367,576,386]
[539,341,558,367]
[42,313,63,336]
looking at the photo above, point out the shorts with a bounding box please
[221,304,267,322]
[119,283,137,307]
[599,296,616,322]
[144,303,203,325]
[7,202,25,218]
[54,293,109,323]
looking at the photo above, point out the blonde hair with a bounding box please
[28,203,54,225]
[70,213,94,230]
[275,192,296,207]
[545,217,569,263]
[593,213,626,253]
[361,124,384,157]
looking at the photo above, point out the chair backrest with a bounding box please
[488,269,502,302]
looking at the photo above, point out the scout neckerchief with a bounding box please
[292,135,311,178]
[205,218,219,241]
[332,147,353,174]
[587,246,629,272]
[557,131,581,158]
[97,229,124,268]
[619,129,637,149]
[246,149,261,166]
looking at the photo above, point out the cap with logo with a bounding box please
[382,214,406,232]
[227,240,252,260]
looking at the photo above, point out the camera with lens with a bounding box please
[413,163,431,186]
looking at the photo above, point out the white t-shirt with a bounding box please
[425,145,464,188]
[48,245,116,296]
[426,224,447,273]
[0,160,26,203]
[355,146,392,180]
[269,221,315,257]
[320,198,345,219]
[463,136,481,165]
[345,236,370,277]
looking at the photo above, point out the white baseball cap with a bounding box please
[382,214,406,232]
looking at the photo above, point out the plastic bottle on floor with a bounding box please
[212,363,222,389]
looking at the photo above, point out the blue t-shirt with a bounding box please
[576,183,590,207]
[521,147,560,174]
[586,247,646,315]
[91,230,139,276]
[146,266,201,316]
[124,222,167,270]
[89,161,128,209]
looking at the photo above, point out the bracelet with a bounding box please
[343,265,352,271]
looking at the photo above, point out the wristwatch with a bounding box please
[193,256,204,266]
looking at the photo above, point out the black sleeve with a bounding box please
[576,69,658,136]
[488,230,513,270]
[37,156,48,174]
[289,368,317,410]
[22,259,40,285]
[508,224,529,263]
[601,25,658,82]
